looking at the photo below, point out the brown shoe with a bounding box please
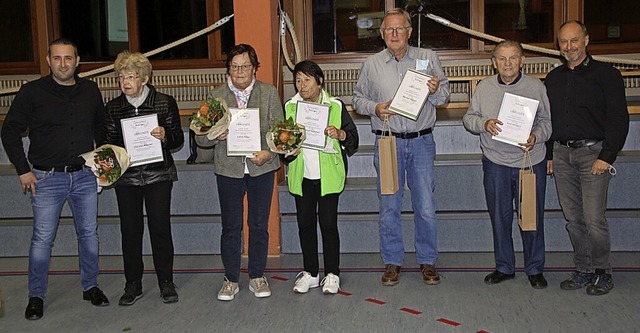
[420,264,441,285]
[381,264,401,286]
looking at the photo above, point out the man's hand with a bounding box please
[519,134,537,152]
[19,172,37,195]
[427,76,440,94]
[547,160,554,175]
[591,159,611,175]
[484,119,503,136]
[375,101,395,120]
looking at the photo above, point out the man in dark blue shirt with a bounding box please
[545,21,629,296]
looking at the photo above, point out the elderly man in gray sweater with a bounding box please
[463,40,552,289]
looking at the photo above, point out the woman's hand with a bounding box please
[150,126,165,141]
[325,125,346,141]
[250,150,272,166]
[217,129,229,141]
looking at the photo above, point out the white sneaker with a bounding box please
[321,273,340,294]
[217,277,239,301]
[293,271,320,293]
[249,277,271,298]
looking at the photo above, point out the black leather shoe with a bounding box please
[528,274,548,289]
[484,270,515,285]
[83,287,110,306]
[25,297,44,320]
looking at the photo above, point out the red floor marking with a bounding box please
[270,275,288,281]
[477,330,491,333]
[337,290,352,296]
[365,298,386,305]
[437,318,461,327]
[400,307,422,315]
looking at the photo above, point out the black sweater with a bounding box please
[544,55,629,164]
[1,75,105,175]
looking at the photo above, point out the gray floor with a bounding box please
[1,252,639,333]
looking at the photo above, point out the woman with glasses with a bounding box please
[195,44,283,301]
[100,51,184,305]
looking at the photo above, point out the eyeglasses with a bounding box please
[118,74,140,82]
[382,26,411,35]
[230,64,253,72]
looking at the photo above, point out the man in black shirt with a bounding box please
[1,38,109,320]
[545,21,629,296]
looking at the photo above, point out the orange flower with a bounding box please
[198,103,209,116]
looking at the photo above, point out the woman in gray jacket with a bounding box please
[195,44,283,301]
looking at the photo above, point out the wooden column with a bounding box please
[233,0,283,256]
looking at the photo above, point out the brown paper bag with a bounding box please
[518,151,536,231]
[378,120,399,195]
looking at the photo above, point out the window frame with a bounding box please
[0,0,230,75]
[302,0,640,63]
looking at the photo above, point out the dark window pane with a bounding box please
[0,1,33,62]
[485,0,554,44]
[59,0,128,61]
[396,0,470,50]
[313,0,387,55]
[584,0,640,44]
[219,0,235,54]
[139,0,208,60]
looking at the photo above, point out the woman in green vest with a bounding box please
[284,60,359,294]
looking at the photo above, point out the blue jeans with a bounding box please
[374,134,438,266]
[553,142,612,273]
[482,157,546,276]
[29,167,99,299]
[216,171,274,282]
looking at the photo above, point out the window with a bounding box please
[396,0,470,50]
[55,0,234,68]
[485,0,554,44]
[584,0,640,45]
[0,0,36,70]
[308,0,561,58]
[0,0,234,74]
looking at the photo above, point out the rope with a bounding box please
[426,13,640,66]
[0,14,234,96]
[279,8,303,70]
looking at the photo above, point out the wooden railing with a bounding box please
[2,63,639,122]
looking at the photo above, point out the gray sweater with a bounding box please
[195,80,283,178]
[463,73,552,168]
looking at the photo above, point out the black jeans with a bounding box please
[115,181,175,288]
[293,178,340,277]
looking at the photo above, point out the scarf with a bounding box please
[227,76,255,108]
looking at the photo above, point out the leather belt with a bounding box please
[372,128,432,139]
[33,164,85,173]
[557,139,601,149]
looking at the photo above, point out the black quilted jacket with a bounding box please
[100,84,184,186]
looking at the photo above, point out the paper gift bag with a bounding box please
[518,151,537,231]
[378,121,399,195]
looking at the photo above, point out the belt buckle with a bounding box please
[565,140,576,148]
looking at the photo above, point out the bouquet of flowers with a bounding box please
[189,96,231,140]
[266,117,306,157]
[81,144,131,187]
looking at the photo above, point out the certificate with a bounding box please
[388,69,432,120]
[295,101,330,150]
[227,108,261,156]
[492,92,540,146]
[120,114,164,167]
